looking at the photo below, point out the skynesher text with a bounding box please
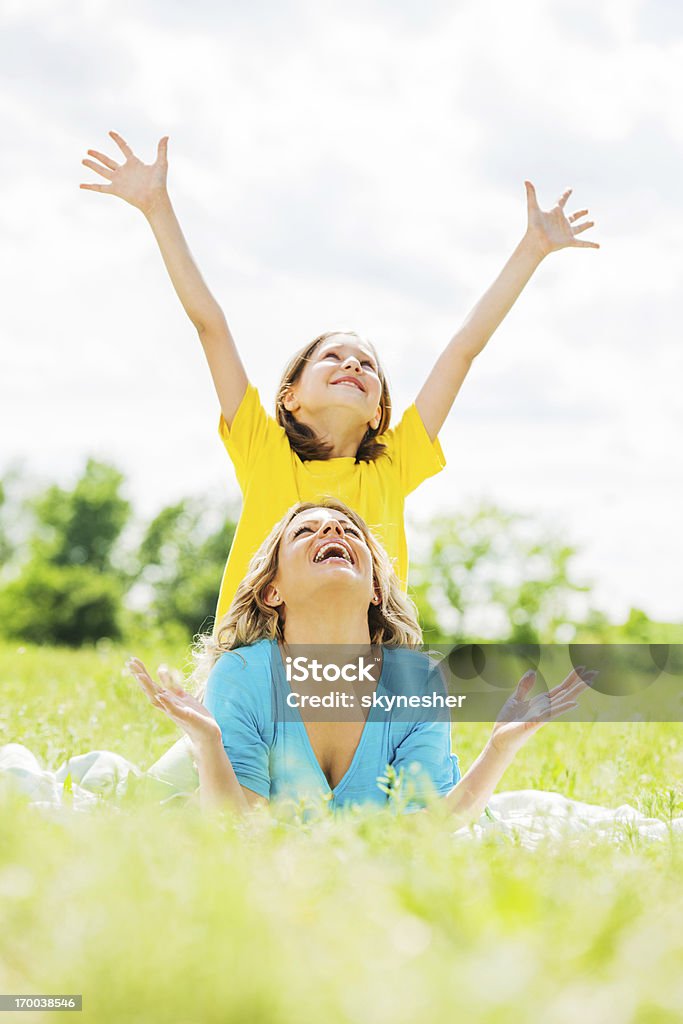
[285,692,467,710]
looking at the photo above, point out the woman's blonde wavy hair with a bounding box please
[191,499,422,699]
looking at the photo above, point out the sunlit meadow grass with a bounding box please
[1,641,682,1023]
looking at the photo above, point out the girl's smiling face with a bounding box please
[283,334,383,430]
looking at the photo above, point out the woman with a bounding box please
[129,500,589,821]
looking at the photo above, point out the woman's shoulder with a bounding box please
[383,645,443,692]
[383,644,431,668]
[209,639,277,694]
[214,637,276,670]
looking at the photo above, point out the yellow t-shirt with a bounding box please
[214,384,446,623]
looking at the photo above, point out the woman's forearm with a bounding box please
[441,740,515,827]
[144,193,226,334]
[193,735,250,815]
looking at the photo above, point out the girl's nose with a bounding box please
[342,356,362,372]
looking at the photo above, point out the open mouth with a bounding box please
[312,541,354,565]
[331,376,365,392]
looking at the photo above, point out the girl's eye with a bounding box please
[344,527,362,538]
[292,525,314,537]
[361,361,376,371]
[323,352,340,360]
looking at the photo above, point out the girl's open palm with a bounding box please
[127,657,222,755]
[80,131,169,215]
[524,181,599,258]
[490,666,596,758]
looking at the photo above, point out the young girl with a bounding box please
[81,131,598,622]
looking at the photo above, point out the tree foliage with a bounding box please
[0,562,125,646]
[134,498,237,637]
[0,460,131,644]
[28,459,130,573]
[0,478,10,568]
[410,503,590,644]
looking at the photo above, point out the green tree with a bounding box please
[410,503,590,644]
[0,460,131,644]
[0,478,10,568]
[575,606,683,644]
[0,467,26,569]
[134,498,237,638]
[28,460,130,573]
[0,563,125,646]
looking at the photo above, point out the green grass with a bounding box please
[1,641,682,1023]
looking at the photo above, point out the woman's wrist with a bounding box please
[483,734,517,771]
[192,729,226,766]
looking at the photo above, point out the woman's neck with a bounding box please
[282,604,372,646]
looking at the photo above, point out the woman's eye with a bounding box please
[345,527,361,538]
[361,361,376,370]
[292,525,313,537]
[324,352,340,360]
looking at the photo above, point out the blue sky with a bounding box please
[1,0,681,620]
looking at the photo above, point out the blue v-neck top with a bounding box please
[203,638,460,813]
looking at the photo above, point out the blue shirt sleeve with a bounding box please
[203,646,274,800]
[390,719,460,808]
[387,653,460,809]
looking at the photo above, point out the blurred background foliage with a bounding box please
[0,459,679,647]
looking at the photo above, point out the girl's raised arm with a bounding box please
[414,181,599,442]
[80,131,248,427]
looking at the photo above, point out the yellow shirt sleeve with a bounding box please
[381,403,446,496]
[218,384,285,493]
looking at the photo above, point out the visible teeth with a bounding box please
[313,543,351,563]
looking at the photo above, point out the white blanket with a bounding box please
[0,739,198,812]
[452,789,683,848]
[2,741,682,846]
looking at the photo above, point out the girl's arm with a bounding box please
[439,666,593,827]
[80,131,248,427]
[415,182,599,442]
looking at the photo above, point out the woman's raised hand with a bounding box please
[524,181,599,258]
[127,657,222,755]
[489,665,596,759]
[80,131,169,216]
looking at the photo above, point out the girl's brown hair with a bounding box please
[191,498,422,698]
[275,331,392,463]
